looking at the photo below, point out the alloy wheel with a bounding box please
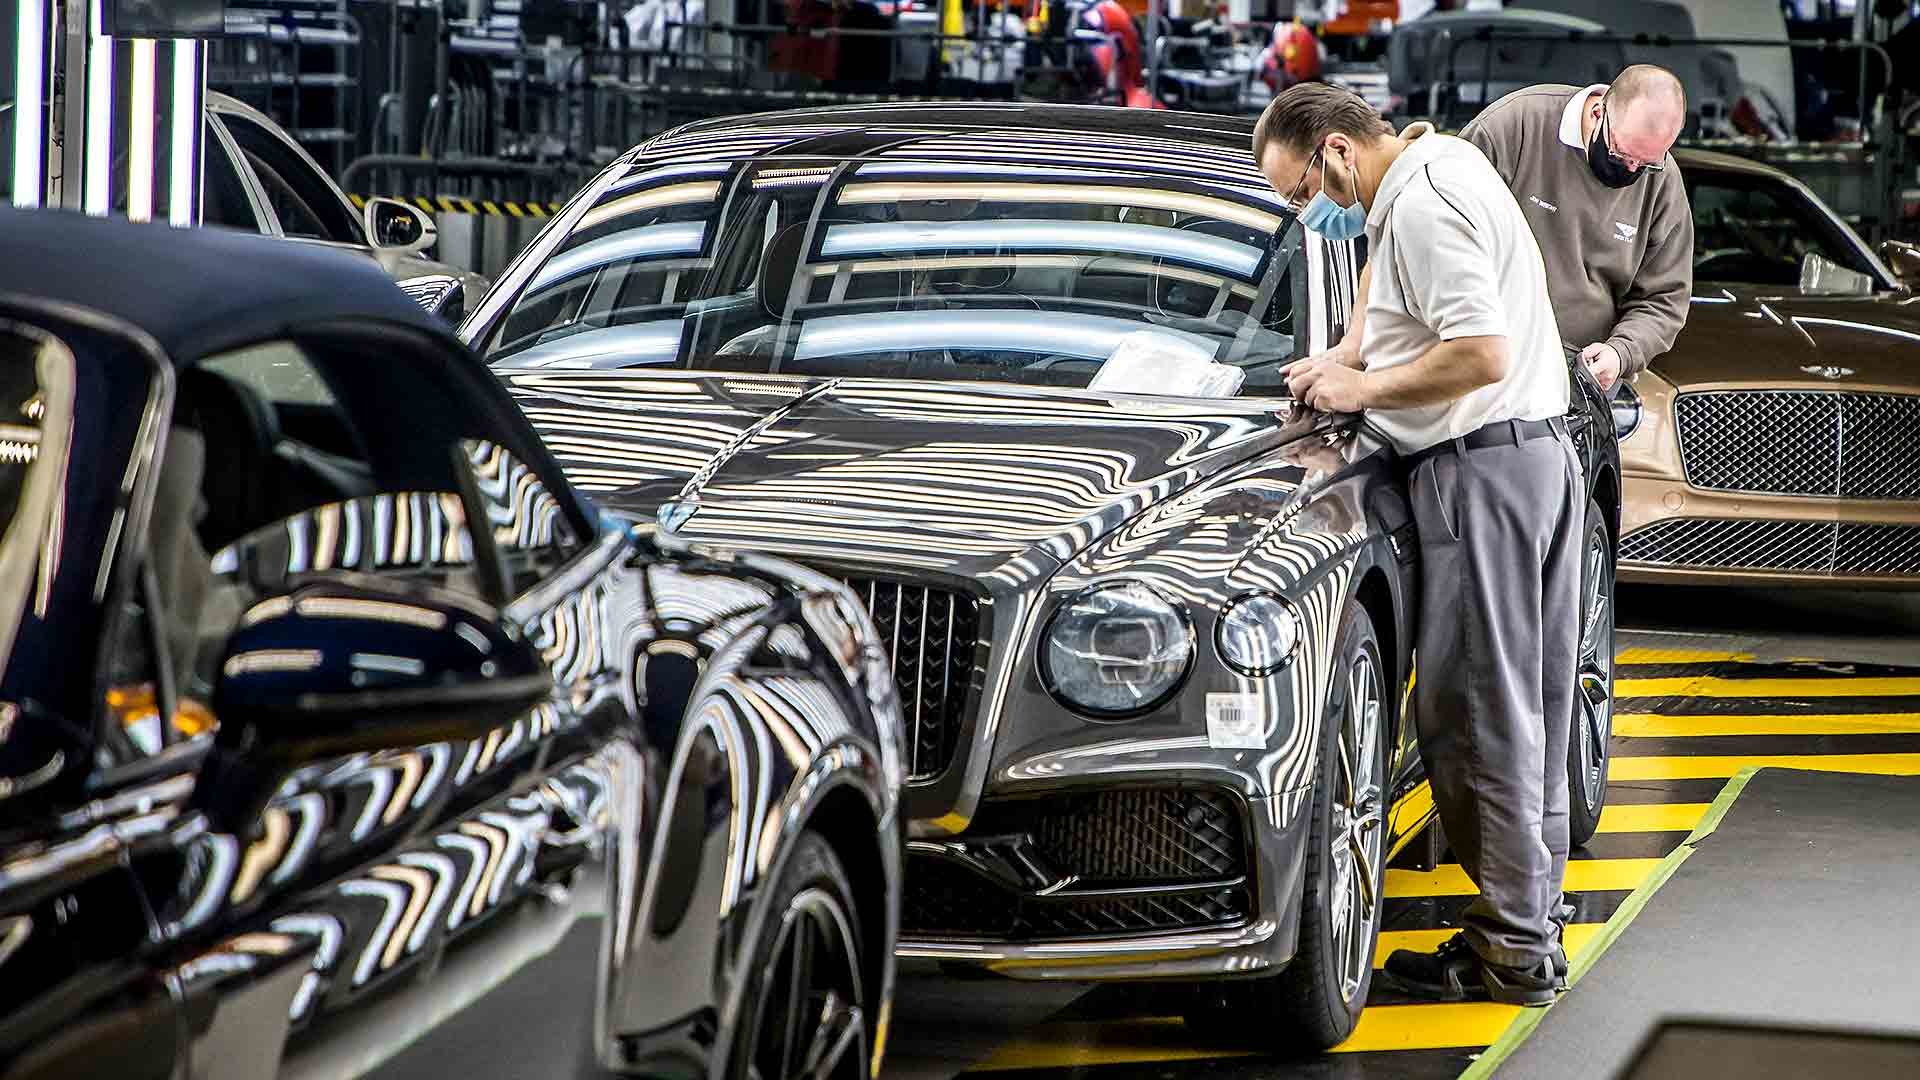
[1574,526,1615,806]
[746,887,869,1080]
[1327,649,1385,1005]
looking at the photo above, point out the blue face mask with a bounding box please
[1297,149,1366,242]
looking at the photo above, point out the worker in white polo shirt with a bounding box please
[1256,83,1580,1006]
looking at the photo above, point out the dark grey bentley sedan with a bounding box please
[0,209,900,1079]
[463,103,1622,1052]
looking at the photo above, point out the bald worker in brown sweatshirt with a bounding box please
[1461,66,1695,392]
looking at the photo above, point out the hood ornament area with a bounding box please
[1799,364,1855,380]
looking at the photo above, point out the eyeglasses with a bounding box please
[1281,146,1323,214]
[1600,96,1665,174]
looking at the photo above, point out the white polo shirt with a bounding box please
[1360,125,1568,455]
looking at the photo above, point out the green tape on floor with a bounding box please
[1457,766,1765,1079]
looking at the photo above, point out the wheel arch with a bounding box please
[804,783,894,1034]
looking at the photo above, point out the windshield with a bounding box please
[1687,168,1878,289]
[486,155,1308,395]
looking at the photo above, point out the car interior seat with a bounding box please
[174,366,373,549]
[145,427,243,701]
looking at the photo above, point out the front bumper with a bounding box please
[896,785,1313,981]
[1619,474,1920,588]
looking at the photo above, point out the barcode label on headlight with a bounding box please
[1206,693,1267,749]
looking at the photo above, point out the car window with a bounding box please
[1686,171,1875,287]
[486,157,1308,395]
[202,341,335,406]
[217,112,361,243]
[201,119,264,234]
[0,312,169,758]
[136,334,585,750]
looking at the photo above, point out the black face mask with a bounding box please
[1587,111,1643,189]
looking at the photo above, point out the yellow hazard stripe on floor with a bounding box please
[1616,674,1920,698]
[1374,924,1604,969]
[1609,752,1920,780]
[1615,711,1920,737]
[970,1003,1523,1069]
[1387,858,1661,898]
[1595,802,1709,833]
[348,194,562,217]
[1614,646,1753,665]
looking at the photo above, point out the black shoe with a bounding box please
[1383,934,1558,1007]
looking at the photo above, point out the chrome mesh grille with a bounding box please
[1619,518,1920,577]
[1674,391,1920,498]
[840,577,979,782]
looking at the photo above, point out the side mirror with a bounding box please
[1877,240,1920,291]
[191,577,547,832]
[362,196,438,257]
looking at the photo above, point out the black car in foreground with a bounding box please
[462,103,1623,1052]
[0,210,900,1079]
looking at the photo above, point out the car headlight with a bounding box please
[1612,380,1643,441]
[1041,582,1193,718]
[1216,592,1302,674]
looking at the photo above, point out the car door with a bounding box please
[209,107,365,247]
[87,320,646,1079]
[0,301,189,1079]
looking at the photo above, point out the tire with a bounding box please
[1182,601,1389,1053]
[1567,499,1616,848]
[727,832,871,1080]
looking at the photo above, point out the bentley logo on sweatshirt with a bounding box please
[1528,194,1558,213]
[1614,221,1639,242]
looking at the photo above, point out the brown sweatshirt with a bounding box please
[1461,84,1694,376]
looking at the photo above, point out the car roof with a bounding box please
[642,103,1277,197]
[1670,146,1792,180]
[0,206,449,361]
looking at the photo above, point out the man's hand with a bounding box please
[1322,339,1366,371]
[1283,354,1371,413]
[1579,341,1622,392]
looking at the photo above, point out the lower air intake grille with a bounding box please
[901,787,1252,942]
[1619,518,1920,577]
[993,788,1246,882]
[838,577,980,783]
[902,858,1251,941]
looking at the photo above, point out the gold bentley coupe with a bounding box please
[1617,149,1920,588]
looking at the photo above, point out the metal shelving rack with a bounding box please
[208,0,364,175]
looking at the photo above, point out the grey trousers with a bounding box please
[1409,428,1583,969]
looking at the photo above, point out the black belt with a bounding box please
[1404,416,1566,473]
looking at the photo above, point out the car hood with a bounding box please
[501,369,1313,584]
[1658,286,1920,391]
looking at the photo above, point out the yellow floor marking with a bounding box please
[971,1003,1523,1069]
[1387,780,1435,860]
[1373,924,1604,969]
[1386,859,1660,898]
[1616,674,1920,699]
[1615,712,1920,737]
[1614,646,1752,665]
[1609,753,1920,781]
[1595,802,1708,833]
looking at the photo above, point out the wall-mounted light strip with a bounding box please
[168,39,201,226]
[84,1,115,216]
[12,0,47,208]
[127,39,158,223]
